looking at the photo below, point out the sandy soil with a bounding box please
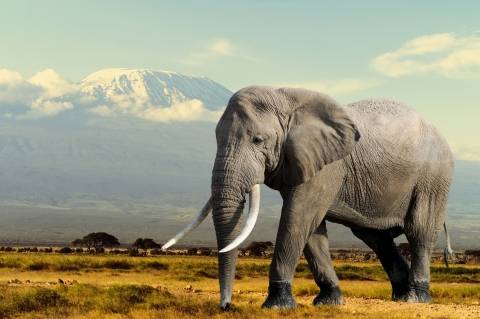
[337,297,480,319]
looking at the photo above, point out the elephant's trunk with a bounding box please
[212,203,243,309]
[211,184,261,309]
[211,157,255,309]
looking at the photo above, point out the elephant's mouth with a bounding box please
[161,184,261,252]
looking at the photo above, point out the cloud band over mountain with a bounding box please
[0,68,231,122]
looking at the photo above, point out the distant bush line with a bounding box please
[1,245,480,264]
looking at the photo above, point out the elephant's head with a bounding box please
[162,86,360,309]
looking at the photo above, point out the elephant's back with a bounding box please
[345,98,452,164]
[345,98,426,159]
[346,98,417,117]
[346,98,424,136]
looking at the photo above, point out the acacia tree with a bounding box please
[132,238,161,249]
[72,232,120,249]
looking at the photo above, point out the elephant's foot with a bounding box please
[313,286,343,306]
[397,282,432,303]
[391,283,410,301]
[220,302,232,311]
[406,282,432,303]
[262,281,297,309]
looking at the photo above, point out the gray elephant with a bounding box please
[162,86,454,310]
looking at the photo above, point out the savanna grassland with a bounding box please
[0,253,479,319]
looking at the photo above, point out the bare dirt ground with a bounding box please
[333,296,479,319]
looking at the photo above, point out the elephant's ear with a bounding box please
[282,93,360,185]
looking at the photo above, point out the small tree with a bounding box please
[71,238,84,246]
[58,247,73,254]
[132,238,144,249]
[245,241,274,257]
[72,232,120,249]
[132,238,161,249]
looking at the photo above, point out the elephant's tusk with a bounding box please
[161,198,212,251]
[219,184,260,253]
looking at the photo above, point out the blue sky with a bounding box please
[1,1,479,159]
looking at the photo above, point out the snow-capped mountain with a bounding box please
[1,67,232,122]
[80,68,232,110]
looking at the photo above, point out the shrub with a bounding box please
[26,261,50,271]
[149,248,163,255]
[103,259,132,270]
[197,248,212,256]
[128,248,139,257]
[58,247,73,254]
[102,285,155,313]
[187,248,197,255]
[465,250,480,257]
[110,249,127,255]
[143,261,168,270]
[244,241,274,257]
[195,270,217,279]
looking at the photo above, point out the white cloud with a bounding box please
[450,143,480,162]
[0,68,41,105]
[89,105,115,117]
[27,100,74,118]
[181,38,257,66]
[29,69,77,97]
[210,39,233,56]
[92,99,223,123]
[0,69,23,86]
[275,78,380,96]
[139,100,223,122]
[372,32,480,78]
[0,68,77,118]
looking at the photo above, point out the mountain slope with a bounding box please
[0,68,478,247]
[1,116,479,247]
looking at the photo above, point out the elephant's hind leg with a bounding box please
[304,220,343,305]
[351,227,410,300]
[403,180,450,303]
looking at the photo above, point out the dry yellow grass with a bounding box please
[0,253,478,318]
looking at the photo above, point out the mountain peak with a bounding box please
[80,68,231,110]
[81,68,179,84]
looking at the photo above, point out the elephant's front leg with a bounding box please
[262,173,341,309]
[304,220,343,305]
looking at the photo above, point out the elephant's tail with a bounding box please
[443,222,453,268]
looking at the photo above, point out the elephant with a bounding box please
[162,86,454,310]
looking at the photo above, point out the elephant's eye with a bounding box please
[252,136,264,145]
